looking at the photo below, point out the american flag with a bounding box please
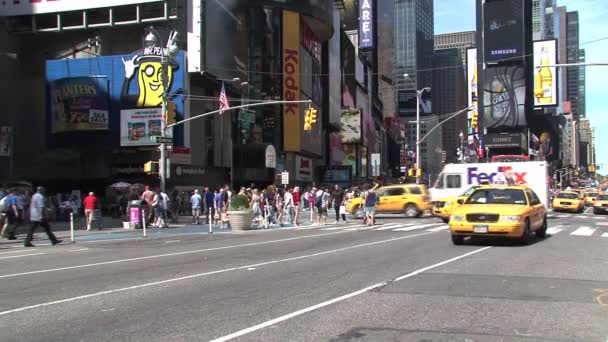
[219,82,230,114]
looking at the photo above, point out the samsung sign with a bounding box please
[359,0,374,49]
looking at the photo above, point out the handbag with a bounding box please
[339,205,346,215]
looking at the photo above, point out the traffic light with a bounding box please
[471,110,479,129]
[407,168,415,177]
[143,161,158,174]
[309,108,318,125]
[416,168,423,177]
[304,108,312,131]
[164,101,177,124]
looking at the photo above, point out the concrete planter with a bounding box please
[227,210,254,231]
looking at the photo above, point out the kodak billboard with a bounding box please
[282,10,301,152]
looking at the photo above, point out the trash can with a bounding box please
[127,200,145,229]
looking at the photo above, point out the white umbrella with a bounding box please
[110,182,131,189]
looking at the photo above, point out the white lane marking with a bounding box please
[164,240,181,244]
[584,207,592,214]
[602,233,608,238]
[570,226,596,236]
[67,248,89,252]
[0,249,39,255]
[592,216,606,220]
[343,224,384,231]
[0,230,351,279]
[373,224,411,231]
[557,214,571,218]
[597,222,608,226]
[321,225,361,231]
[209,246,492,342]
[0,253,45,260]
[546,227,563,235]
[426,225,449,232]
[393,223,440,232]
[0,230,438,317]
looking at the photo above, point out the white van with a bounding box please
[430,161,549,206]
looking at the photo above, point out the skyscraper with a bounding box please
[394,0,434,175]
[532,0,547,40]
[434,31,476,66]
[566,11,580,120]
[579,48,586,118]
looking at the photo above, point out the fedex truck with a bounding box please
[430,161,549,206]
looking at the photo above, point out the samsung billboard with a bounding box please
[483,0,525,63]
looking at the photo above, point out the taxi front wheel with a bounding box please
[451,234,464,245]
[520,219,532,245]
[536,218,547,238]
[404,204,419,218]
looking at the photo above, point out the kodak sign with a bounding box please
[282,10,301,152]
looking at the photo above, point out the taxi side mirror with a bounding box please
[457,199,464,205]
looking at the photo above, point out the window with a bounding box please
[385,188,405,196]
[434,174,444,188]
[446,175,461,189]
[407,186,422,195]
[526,190,540,205]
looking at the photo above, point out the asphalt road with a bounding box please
[0,210,607,341]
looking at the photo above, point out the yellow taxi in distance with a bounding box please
[347,184,431,218]
[449,185,547,245]
[583,191,600,206]
[593,193,608,214]
[432,186,483,223]
[552,191,584,213]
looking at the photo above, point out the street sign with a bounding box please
[281,171,289,185]
[151,136,173,144]
[239,109,256,124]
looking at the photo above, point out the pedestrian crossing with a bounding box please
[548,225,608,239]
[296,221,450,233]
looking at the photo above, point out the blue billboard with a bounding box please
[46,50,186,148]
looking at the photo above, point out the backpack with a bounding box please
[315,192,324,208]
[0,196,8,213]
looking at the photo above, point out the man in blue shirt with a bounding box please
[204,187,215,225]
[190,189,202,225]
[1,189,20,240]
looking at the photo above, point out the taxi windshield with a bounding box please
[586,192,599,197]
[598,195,608,201]
[465,189,527,205]
[461,187,478,197]
[556,192,579,199]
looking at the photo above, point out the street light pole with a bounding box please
[415,87,431,184]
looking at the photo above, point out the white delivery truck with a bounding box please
[430,161,550,206]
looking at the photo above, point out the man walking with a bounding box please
[190,189,202,225]
[25,186,61,247]
[83,192,98,231]
[333,184,347,224]
[203,187,215,225]
[1,188,19,240]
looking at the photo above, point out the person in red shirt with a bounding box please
[83,192,98,231]
[293,186,301,226]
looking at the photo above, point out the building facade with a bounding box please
[566,10,581,120]
[434,30,476,66]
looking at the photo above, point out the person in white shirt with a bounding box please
[283,188,294,224]
[25,186,61,247]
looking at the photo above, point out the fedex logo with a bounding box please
[467,166,528,184]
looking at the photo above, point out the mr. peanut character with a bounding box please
[121,29,180,108]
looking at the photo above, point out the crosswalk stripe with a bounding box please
[597,222,608,226]
[345,225,379,231]
[373,223,411,231]
[602,233,608,238]
[546,227,563,235]
[322,224,369,231]
[570,226,596,236]
[426,225,449,232]
[557,214,571,218]
[393,223,441,232]
[592,216,605,220]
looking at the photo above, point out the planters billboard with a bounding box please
[46,50,185,148]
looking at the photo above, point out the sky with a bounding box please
[434,0,608,171]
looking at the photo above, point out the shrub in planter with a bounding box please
[227,194,253,230]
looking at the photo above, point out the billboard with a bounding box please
[359,0,374,49]
[483,0,524,62]
[483,64,527,129]
[49,76,109,133]
[466,48,480,140]
[533,39,558,107]
[283,10,301,152]
[339,108,361,143]
[0,0,164,16]
[120,108,172,147]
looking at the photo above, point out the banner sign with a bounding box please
[49,76,109,133]
[533,39,558,107]
[120,108,173,147]
[339,108,362,143]
[1,0,164,17]
[358,0,374,49]
[283,10,301,152]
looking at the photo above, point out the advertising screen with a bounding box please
[340,108,361,144]
[358,0,374,49]
[466,48,479,136]
[483,0,524,62]
[533,39,558,107]
[483,64,527,129]
[120,108,173,147]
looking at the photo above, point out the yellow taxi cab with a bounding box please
[432,186,484,223]
[449,185,547,245]
[593,193,608,214]
[347,184,431,218]
[583,191,600,206]
[552,191,584,213]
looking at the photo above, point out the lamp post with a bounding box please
[459,131,465,163]
[144,26,180,194]
[404,73,431,184]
